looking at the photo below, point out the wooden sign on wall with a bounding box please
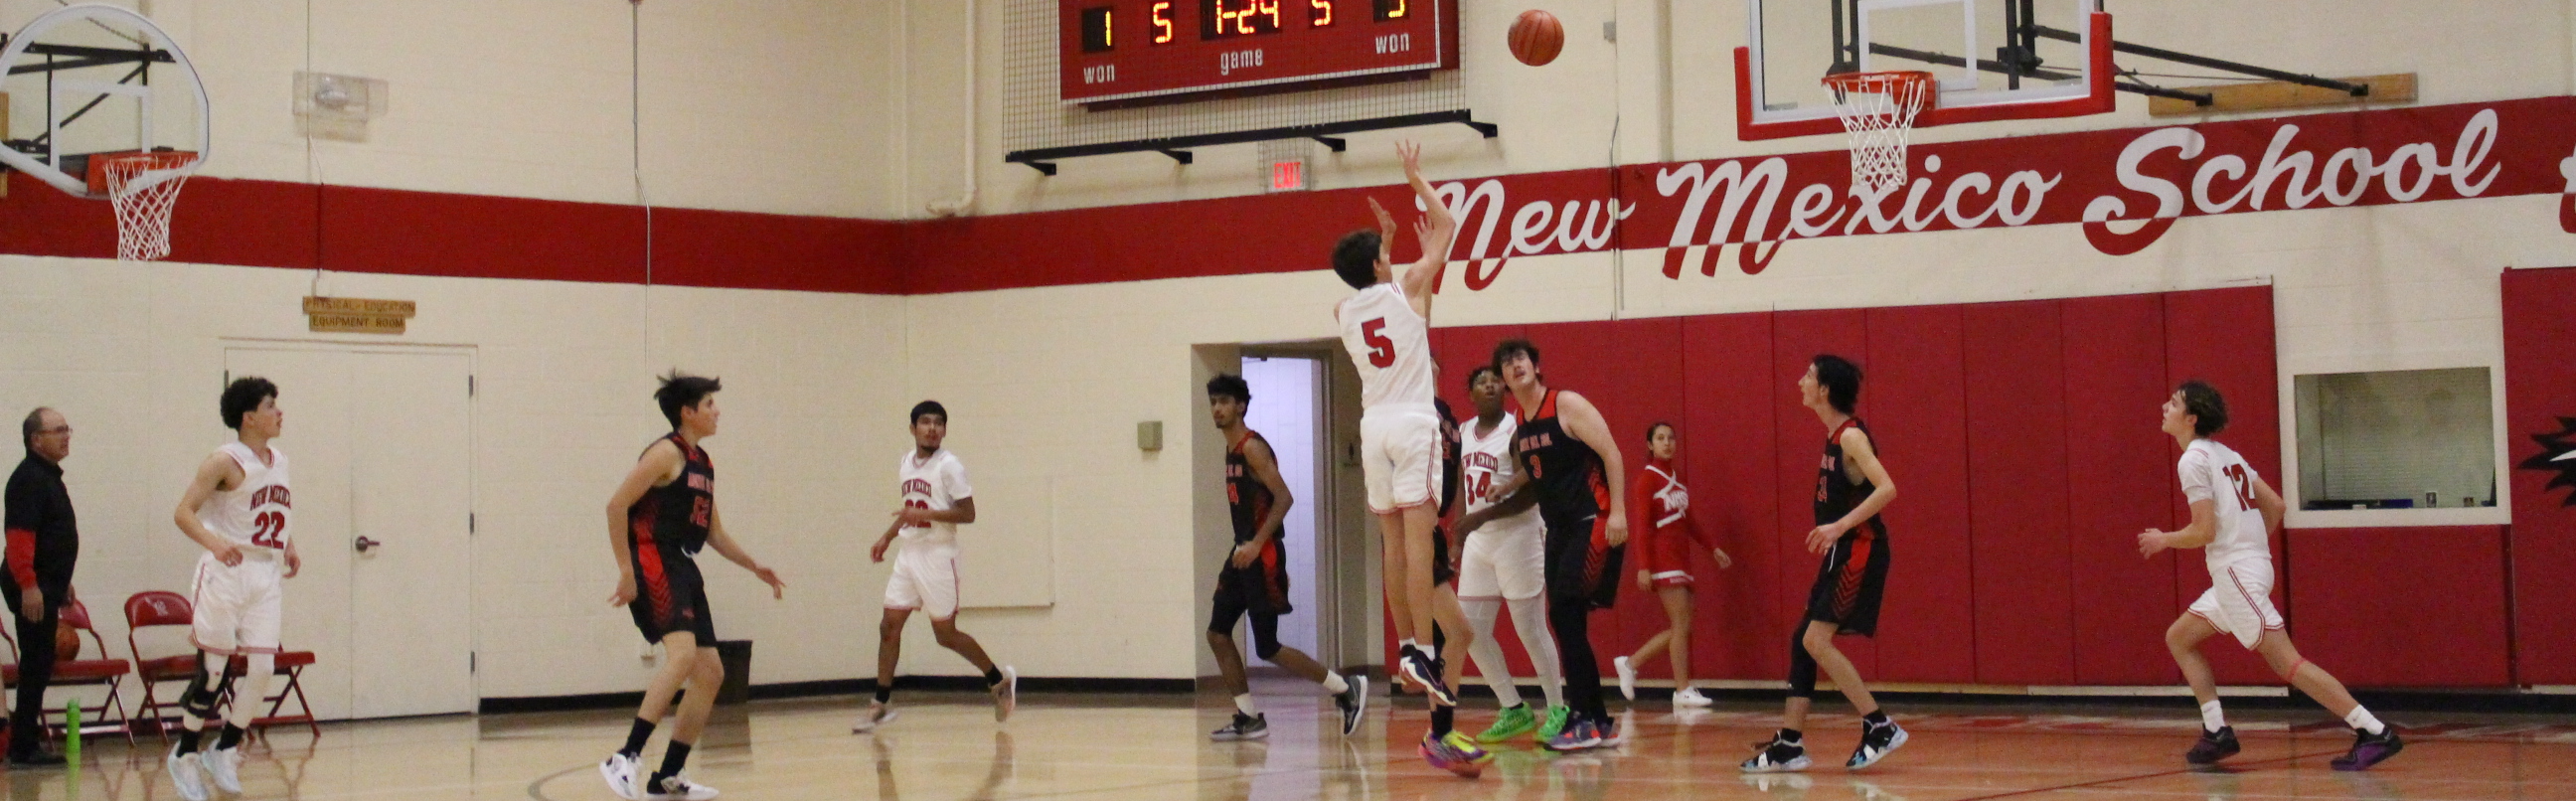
[304,296,415,334]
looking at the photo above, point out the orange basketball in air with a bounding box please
[1509,10,1563,67]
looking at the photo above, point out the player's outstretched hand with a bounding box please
[1712,548,1734,569]
[1804,523,1843,555]
[2137,529,2170,559]
[752,563,785,599]
[1367,196,1396,239]
[608,573,637,607]
[210,541,243,566]
[1395,139,1423,179]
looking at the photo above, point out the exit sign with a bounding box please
[1269,160,1306,192]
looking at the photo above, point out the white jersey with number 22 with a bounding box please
[205,441,292,552]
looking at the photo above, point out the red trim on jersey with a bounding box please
[632,506,675,626]
[1834,534,1874,616]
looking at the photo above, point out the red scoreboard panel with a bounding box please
[1060,0,1458,104]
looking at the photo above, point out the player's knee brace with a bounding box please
[181,656,224,719]
[1787,628,1820,699]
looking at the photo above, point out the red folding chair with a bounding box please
[223,647,319,739]
[124,590,200,738]
[0,593,137,744]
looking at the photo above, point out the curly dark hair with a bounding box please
[221,378,278,430]
[2177,380,2228,437]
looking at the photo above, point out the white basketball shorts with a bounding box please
[191,551,285,655]
[2188,558,2286,649]
[884,543,962,620]
[1458,516,1546,601]
[1360,403,1443,514]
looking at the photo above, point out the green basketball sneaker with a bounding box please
[1535,706,1572,742]
[1479,705,1536,743]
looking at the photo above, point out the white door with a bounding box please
[224,347,476,719]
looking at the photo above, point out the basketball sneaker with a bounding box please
[1601,712,1632,748]
[202,745,243,794]
[852,701,897,733]
[600,751,643,800]
[644,773,720,800]
[1535,706,1571,742]
[1847,717,1908,770]
[167,746,210,801]
[1673,687,1714,707]
[1209,713,1269,741]
[1478,704,1535,743]
[1398,648,1455,706]
[2185,726,2241,765]
[1420,730,1492,778]
[2330,726,2404,771]
[1334,675,1368,736]
[1613,656,1638,701]
[992,666,1019,722]
[1542,718,1603,752]
[1740,731,1812,773]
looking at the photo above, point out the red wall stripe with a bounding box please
[1962,300,2078,685]
[1861,304,1978,684]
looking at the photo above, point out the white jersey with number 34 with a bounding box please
[1337,282,1435,410]
[2177,438,2266,567]
[205,441,292,552]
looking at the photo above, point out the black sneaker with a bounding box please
[1740,732,1813,773]
[6,751,67,768]
[1209,713,1270,741]
[1847,718,1908,770]
[2331,726,2403,771]
[1399,649,1456,706]
[1334,675,1369,736]
[2186,726,2241,765]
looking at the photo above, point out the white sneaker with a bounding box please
[1673,687,1713,707]
[1613,656,1638,701]
[600,751,643,800]
[166,748,209,801]
[202,745,244,794]
[644,773,720,800]
[853,700,898,733]
[992,666,1019,722]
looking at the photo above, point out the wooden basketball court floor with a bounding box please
[7,679,2574,800]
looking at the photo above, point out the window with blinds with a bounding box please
[2293,368,2496,511]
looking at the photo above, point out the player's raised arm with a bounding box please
[1394,140,1454,306]
[173,452,244,565]
[604,439,682,605]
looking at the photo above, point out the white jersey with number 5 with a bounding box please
[206,441,292,553]
[1337,282,1435,410]
[2176,438,2266,567]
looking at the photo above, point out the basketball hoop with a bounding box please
[86,151,201,262]
[1823,71,1937,195]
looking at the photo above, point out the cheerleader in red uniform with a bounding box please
[1615,422,1732,707]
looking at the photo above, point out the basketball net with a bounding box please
[99,151,200,261]
[1823,71,1936,196]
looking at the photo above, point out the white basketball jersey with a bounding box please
[898,449,972,546]
[1337,282,1435,409]
[1459,414,1542,534]
[2177,438,2268,567]
[205,442,291,552]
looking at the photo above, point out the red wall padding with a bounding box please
[2286,527,2511,686]
[2059,294,2188,684]
[1860,305,1978,683]
[2503,265,2576,685]
[1963,301,2078,685]
[1682,313,1789,678]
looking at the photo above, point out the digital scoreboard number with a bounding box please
[1060,0,1457,104]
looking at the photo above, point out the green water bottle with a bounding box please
[66,699,80,764]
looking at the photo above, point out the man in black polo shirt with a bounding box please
[4,407,78,766]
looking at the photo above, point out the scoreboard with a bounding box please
[1059,0,1458,104]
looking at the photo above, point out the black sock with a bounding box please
[1431,705,1455,737]
[650,740,693,785]
[984,668,1004,686]
[216,723,244,749]
[177,727,205,754]
[620,718,655,757]
[1502,703,1526,713]
[875,685,893,704]
[1862,711,1889,726]
[1779,727,1803,744]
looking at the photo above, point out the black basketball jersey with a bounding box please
[1225,429,1276,545]
[1816,417,1887,540]
[1513,389,1608,522]
[1436,398,1463,518]
[629,432,715,558]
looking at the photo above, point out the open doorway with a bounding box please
[1238,356,1322,655]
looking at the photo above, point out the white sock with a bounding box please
[1506,596,1565,710]
[1321,672,1349,695]
[2343,706,2385,734]
[1233,694,1258,716]
[1461,599,1525,708]
[2200,701,2226,731]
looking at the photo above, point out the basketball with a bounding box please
[1509,10,1563,67]
[56,620,80,660]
